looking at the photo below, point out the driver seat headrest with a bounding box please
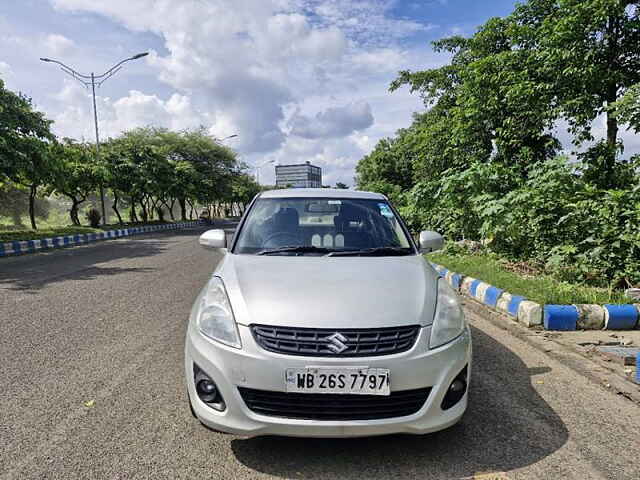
[273,207,299,229]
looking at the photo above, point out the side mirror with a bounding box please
[199,229,226,249]
[419,230,444,253]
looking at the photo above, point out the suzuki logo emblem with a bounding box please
[325,332,348,354]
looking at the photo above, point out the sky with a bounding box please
[4,0,634,187]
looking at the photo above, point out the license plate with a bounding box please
[285,367,390,396]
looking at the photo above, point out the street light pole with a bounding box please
[256,159,275,184]
[90,72,106,226]
[40,52,149,225]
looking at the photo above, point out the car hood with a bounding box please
[214,254,439,328]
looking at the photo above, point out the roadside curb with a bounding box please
[462,295,640,403]
[431,262,640,331]
[0,221,204,258]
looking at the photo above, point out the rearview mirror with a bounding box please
[305,202,339,213]
[199,229,226,249]
[419,231,444,253]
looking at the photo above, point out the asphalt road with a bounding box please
[1,227,639,480]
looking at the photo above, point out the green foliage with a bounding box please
[0,78,55,229]
[414,156,640,286]
[101,126,242,222]
[1,75,255,231]
[0,78,53,181]
[613,82,640,131]
[428,250,631,305]
[48,140,104,225]
[358,0,640,289]
[229,173,261,208]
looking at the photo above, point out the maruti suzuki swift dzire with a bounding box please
[185,188,471,437]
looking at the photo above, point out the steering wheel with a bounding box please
[262,232,301,249]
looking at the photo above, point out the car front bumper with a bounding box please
[185,323,472,438]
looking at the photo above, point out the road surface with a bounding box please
[1,227,639,479]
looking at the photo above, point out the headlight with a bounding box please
[196,276,241,349]
[430,278,465,349]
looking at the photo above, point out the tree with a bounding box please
[354,0,640,284]
[613,82,640,131]
[391,17,559,176]
[49,140,104,225]
[176,128,237,214]
[390,0,640,185]
[227,173,261,214]
[356,135,415,191]
[103,132,155,223]
[512,0,640,182]
[0,183,50,226]
[0,78,54,229]
[102,127,240,223]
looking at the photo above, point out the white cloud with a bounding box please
[43,33,75,56]
[0,61,13,82]
[350,48,408,73]
[42,0,437,183]
[297,0,432,46]
[51,82,208,140]
[289,101,374,139]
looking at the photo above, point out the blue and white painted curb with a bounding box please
[0,221,204,258]
[430,262,640,331]
[544,303,639,331]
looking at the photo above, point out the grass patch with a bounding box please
[0,226,102,242]
[0,220,193,242]
[429,251,632,305]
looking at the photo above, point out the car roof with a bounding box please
[259,188,387,200]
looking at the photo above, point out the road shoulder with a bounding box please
[463,296,640,405]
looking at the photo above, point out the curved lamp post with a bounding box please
[40,52,149,225]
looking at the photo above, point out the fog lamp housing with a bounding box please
[441,365,468,410]
[193,364,225,411]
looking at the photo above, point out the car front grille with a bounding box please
[250,324,420,357]
[238,387,431,420]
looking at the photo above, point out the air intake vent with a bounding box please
[238,387,431,420]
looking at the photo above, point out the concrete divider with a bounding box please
[544,305,578,331]
[427,261,638,331]
[604,304,639,330]
[474,282,490,303]
[575,304,605,330]
[496,292,512,313]
[1,221,203,258]
[518,301,543,327]
[460,276,478,296]
[468,279,482,298]
[445,271,463,289]
[483,285,504,308]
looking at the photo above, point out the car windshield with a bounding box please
[234,197,414,255]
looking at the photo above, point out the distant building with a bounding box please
[275,161,322,188]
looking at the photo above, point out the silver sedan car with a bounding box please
[185,188,471,437]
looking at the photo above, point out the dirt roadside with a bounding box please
[462,296,640,405]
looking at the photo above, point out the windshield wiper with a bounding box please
[257,245,333,256]
[327,247,413,257]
